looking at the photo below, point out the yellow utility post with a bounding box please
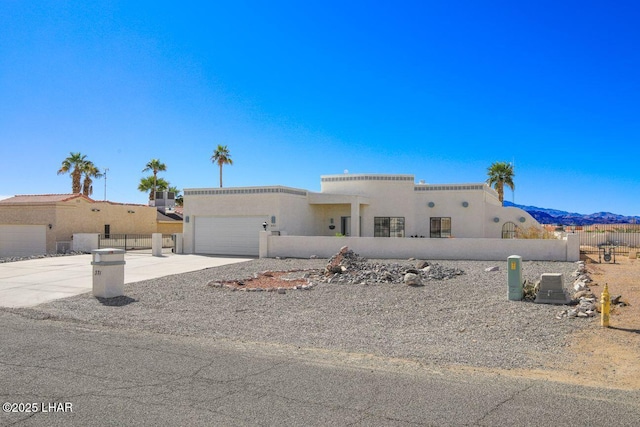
[601,283,610,328]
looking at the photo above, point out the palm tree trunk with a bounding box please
[219,164,223,188]
[152,171,157,200]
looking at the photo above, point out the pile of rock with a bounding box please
[556,261,597,319]
[556,260,625,319]
[315,246,464,286]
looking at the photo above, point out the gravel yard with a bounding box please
[7,257,590,371]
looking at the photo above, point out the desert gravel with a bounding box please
[5,257,592,371]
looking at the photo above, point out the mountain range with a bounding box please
[503,201,640,225]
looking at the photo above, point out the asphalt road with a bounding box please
[1,311,639,427]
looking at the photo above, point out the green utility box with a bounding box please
[507,255,523,301]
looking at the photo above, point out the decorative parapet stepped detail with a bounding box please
[184,187,307,197]
[321,175,414,182]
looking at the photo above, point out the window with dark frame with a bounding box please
[430,217,451,238]
[104,224,111,239]
[374,217,405,237]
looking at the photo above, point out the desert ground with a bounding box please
[489,253,640,390]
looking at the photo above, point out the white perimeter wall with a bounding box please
[262,233,580,261]
[73,233,100,252]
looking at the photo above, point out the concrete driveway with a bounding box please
[0,250,252,308]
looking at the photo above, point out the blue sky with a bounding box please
[1,1,639,216]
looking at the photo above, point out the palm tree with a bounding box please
[138,176,170,201]
[81,161,103,197]
[57,152,87,193]
[142,159,167,200]
[211,145,233,188]
[486,161,515,205]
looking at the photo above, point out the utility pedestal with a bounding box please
[91,248,126,298]
[507,255,523,301]
[534,273,571,304]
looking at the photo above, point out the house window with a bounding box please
[374,217,405,237]
[430,217,451,238]
[104,224,111,239]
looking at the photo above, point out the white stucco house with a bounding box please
[182,173,539,257]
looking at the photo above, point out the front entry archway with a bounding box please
[502,221,516,239]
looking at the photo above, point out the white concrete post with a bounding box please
[152,233,163,257]
[351,200,360,237]
[565,233,580,262]
[172,233,183,254]
[259,230,269,258]
[92,248,126,298]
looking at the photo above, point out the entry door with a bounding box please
[341,216,351,236]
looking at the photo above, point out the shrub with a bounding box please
[516,225,556,239]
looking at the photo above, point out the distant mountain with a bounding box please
[503,201,640,225]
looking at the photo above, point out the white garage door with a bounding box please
[194,216,266,256]
[0,225,47,257]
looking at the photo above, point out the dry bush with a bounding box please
[516,225,556,239]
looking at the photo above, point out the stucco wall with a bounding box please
[0,205,58,252]
[263,233,579,261]
[0,200,158,253]
[183,176,542,251]
[414,187,488,237]
[157,221,183,234]
[182,188,313,253]
[54,201,157,244]
[321,175,415,237]
[72,233,100,252]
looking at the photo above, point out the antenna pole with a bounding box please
[104,168,109,201]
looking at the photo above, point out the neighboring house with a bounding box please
[157,207,184,234]
[154,191,184,234]
[182,173,539,256]
[0,194,159,255]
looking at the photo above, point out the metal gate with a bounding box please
[576,224,640,256]
[98,234,174,251]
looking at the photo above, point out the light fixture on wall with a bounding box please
[262,221,268,231]
[48,224,52,229]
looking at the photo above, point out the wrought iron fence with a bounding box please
[575,224,640,255]
[98,234,174,251]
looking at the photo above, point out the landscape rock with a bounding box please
[315,248,464,286]
[573,290,594,300]
[485,266,500,272]
[404,273,422,286]
[416,260,430,269]
[573,281,589,292]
